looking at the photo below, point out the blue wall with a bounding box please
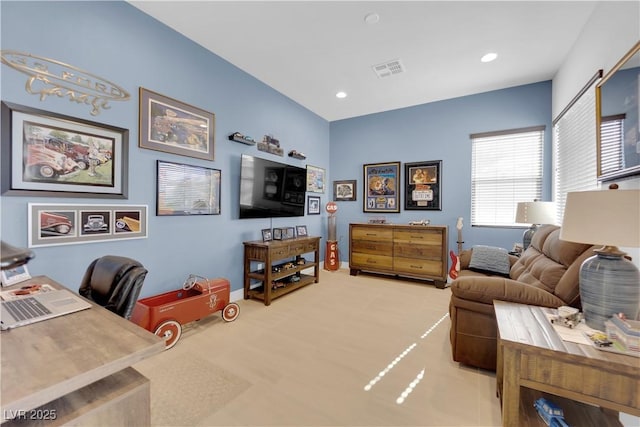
[330,82,553,259]
[1,1,552,296]
[0,1,330,296]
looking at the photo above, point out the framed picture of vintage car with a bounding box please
[1,102,128,198]
[139,87,215,161]
[404,160,442,210]
[363,162,400,213]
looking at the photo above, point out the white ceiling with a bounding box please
[129,1,598,122]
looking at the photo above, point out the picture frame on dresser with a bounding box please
[1,102,128,198]
[363,162,400,213]
[404,160,442,210]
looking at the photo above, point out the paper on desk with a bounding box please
[540,307,594,345]
[0,283,55,301]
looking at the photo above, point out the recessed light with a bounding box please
[481,52,498,63]
[364,13,379,24]
[336,91,347,99]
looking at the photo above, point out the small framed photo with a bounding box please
[296,225,308,237]
[306,165,325,193]
[1,265,32,286]
[261,228,272,242]
[307,196,321,215]
[284,227,295,240]
[273,228,283,240]
[333,180,357,201]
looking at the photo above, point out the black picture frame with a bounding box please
[404,160,442,210]
[261,228,272,242]
[363,161,400,213]
[333,179,357,201]
[296,225,308,237]
[1,102,128,198]
[307,196,321,215]
[156,160,221,216]
[139,87,215,161]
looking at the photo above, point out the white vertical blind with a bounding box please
[552,71,601,224]
[471,126,545,226]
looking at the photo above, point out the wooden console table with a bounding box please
[243,236,320,305]
[1,275,164,425]
[495,301,639,427]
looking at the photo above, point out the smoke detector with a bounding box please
[372,59,405,78]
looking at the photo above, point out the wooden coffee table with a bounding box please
[494,300,640,427]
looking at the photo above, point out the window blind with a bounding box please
[471,126,545,227]
[600,114,625,176]
[552,71,602,224]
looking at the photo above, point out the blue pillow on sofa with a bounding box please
[468,245,511,277]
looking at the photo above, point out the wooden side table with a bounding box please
[494,300,639,427]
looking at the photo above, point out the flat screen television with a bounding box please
[239,154,307,219]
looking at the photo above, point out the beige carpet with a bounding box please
[134,269,501,426]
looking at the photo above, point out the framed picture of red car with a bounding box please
[404,160,442,210]
[28,203,148,248]
[0,102,128,198]
[139,87,215,161]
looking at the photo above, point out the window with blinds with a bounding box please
[470,126,545,227]
[552,71,601,224]
[600,114,625,176]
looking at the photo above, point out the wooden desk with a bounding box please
[495,301,639,427]
[1,276,164,425]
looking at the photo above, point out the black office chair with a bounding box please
[79,255,148,320]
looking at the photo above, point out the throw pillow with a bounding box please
[468,245,511,277]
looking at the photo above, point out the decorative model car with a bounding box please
[130,274,239,349]
[534,398,570,427]
[550,306,583,329]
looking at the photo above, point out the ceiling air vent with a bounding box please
[372,59,405,78]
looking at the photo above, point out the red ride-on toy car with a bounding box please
[130,275,239,349]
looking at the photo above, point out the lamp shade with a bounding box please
[515,201,555,225]
[560,189,640,247]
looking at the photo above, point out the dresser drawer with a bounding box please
[269,246,290,259]
[394,258,443,276]
[394,229,443,245]
[351,240,393,256]
[351,253,393,270]
[393,242,442,259]
[351,226,393,242]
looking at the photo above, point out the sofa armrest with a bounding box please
[451,276,566,308]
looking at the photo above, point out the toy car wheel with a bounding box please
[222,303,240,322]
[154,320,182,349]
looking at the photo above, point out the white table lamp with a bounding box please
[560,188,640,331]
[515,201,556,250]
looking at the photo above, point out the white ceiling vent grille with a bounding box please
[372,59,405,78]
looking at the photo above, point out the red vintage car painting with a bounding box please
[130,275,239,349]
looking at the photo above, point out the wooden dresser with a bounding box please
[349,223,448,288]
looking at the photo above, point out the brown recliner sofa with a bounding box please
[449,225,596,371]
